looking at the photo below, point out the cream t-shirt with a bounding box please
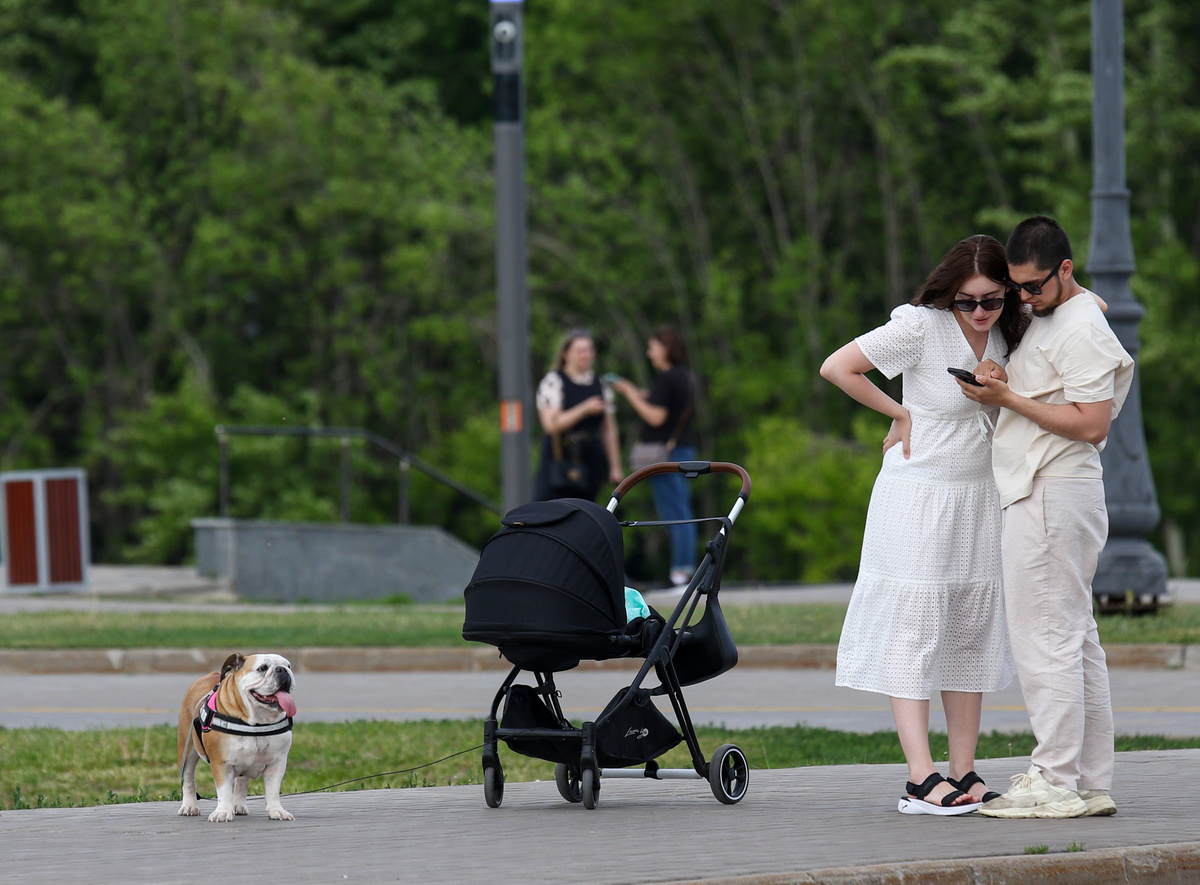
[992,290,1135,508]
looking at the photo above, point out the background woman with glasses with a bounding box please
[819,234,1025,815]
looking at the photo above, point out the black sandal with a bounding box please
[949,770,1001,803]
[898,772,979,816]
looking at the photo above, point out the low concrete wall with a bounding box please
[191,518,479,603]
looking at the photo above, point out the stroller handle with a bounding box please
[609,461,751,505]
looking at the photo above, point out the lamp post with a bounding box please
[1087,0,1168,607]
[491,0,532,512]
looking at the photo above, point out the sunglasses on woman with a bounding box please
[952,296,1006,312]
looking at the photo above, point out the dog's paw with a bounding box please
[208,807,235,823]
[178,804,200,817]
[267,808,295,821]
[234,804,248,816]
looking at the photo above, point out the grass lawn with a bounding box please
[4,602,1197,812]
[1,602,1198,649]
[4,719,1197,811]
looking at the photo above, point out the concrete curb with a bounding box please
[0,643,1194,674]
[678,840,1200,885]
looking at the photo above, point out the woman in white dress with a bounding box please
[820,234,1026,815]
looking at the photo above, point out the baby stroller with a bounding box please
[461,460,751,809]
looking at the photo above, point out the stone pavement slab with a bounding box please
[1,750,1197,885]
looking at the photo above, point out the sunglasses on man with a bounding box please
[1008,259,1066,296]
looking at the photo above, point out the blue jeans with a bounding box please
[650,445,697,572]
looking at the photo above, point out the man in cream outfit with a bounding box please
[959,216,1134,818]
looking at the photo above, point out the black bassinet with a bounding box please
[463,498,658,671]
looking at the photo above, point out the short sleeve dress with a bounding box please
[834,304,1016,699]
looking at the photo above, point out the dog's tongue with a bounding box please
[273,691,297,717]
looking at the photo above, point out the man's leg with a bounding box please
[1055,479,1114,795]
[1078,617,1118,815]
[1007,478,1109,791]
[982,481,1087,818]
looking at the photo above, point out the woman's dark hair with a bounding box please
[911,234,1029,355]
[650,326,689,366]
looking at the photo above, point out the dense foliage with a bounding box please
[2,0,1198,580]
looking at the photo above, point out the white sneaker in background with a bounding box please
[979,765,1087,819]
[669,569,691,588]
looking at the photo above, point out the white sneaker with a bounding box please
[1079,789,1117,816]
[978,765,1088,819]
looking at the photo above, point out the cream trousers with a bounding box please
[1001,476,1114,792]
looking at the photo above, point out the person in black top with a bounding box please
[611,327,697,588]
[532,329,623,502]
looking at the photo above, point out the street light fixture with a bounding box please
[1088,0,1169,610]
[491,0,532,513]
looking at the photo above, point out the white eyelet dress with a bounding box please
[835,304,1016,699]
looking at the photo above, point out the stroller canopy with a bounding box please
[463,498,628,661]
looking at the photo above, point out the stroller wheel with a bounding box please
[555,764,583,803]
[581,768,600,810]
[484,765,504,808]
[708,744,749,805]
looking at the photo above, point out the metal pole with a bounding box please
[398,458,411,525]
[492,0,532,514]
[340,436,351,523]
[1088,0,1168,606]
[217,427,229,518]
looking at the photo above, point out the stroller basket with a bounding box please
[499,683,681,769]
[462,460,753,810]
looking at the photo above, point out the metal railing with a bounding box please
[214,425,502,523]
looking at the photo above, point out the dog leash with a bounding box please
[233,731,553,802]
[214,741,486,802]
[276,742,487,798]
[193,725,548,802]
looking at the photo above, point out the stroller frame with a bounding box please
[472,461,751,810]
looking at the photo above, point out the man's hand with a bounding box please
[974,359,1007,383]
[957,375,1009,406]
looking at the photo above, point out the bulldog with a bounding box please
[177,652,298,822]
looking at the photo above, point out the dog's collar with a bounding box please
[195,689,293,737]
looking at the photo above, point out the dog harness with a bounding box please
[191,686,293,762]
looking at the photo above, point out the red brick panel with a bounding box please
[4,480,39,585]
[46,477,84,583]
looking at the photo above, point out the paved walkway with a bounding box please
[3,568,1199,883]
[2,751,1198,884]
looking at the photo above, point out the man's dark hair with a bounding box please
[1006,215,1073,271]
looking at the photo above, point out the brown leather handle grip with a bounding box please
[610,460,751,502]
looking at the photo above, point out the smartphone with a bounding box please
[602,372,621,384]
[947,367,984,387]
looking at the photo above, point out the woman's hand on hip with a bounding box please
[882,410,912,459]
